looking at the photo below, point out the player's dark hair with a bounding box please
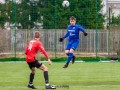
[70,16,76,21]
[34,31,40,38]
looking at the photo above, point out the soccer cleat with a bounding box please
[28,84,37,89]
[46,84,56,89]
[63,64,68,68]
[72,56,76,64]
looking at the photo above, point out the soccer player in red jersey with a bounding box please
[25,31,56,89]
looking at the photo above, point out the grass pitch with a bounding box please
[0,62,120,90]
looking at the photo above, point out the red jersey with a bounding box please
[25,39,49,62]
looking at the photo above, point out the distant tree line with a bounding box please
[0,0,105,29]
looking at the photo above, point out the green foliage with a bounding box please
[40,0,104,29]
[0,57,113,62]
[0,0,104,29]
[0,0,39,29]
[111,15,120,24]
[0,57,25,62]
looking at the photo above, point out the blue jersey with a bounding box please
[63,24,86,41]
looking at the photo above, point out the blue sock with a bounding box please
[66,53,73,63]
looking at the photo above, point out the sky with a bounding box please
[0,0,21,4]
[0,0,5,4]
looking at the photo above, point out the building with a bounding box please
[102,0,120,29]
[0,0,21,4]
[103,0,120,16]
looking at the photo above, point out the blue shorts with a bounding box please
[66,39,80,50]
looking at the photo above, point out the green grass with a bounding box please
[0,62,120,90]
[0,57,120,62]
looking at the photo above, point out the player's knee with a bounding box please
[69,50,74,54]
[43,66,48,71]
[69,49,74,53]
[32,71,35,74]
[70,52,73,54]
[31,69,36,74]
[65,50,69,54]
[65,52,69,56]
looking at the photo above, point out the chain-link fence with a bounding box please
[0,0,120,58]
[0,29,120,58]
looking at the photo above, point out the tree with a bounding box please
[0,4,5,28]
[38,0,104,29]
[0,0,40,29]
[112,15,120,25]
[0,0,104,29]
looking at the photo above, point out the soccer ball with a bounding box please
[62,0,70,7]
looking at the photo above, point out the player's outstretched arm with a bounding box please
[48,59,52,65]
[59,31,69,42]
[78,25,88,36]
[59,38,64,42]
[83,32,88,36]
[38,42,52,65]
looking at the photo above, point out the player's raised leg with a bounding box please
[65,50,69,56]
[65,50,76,64]
[72,55,76,64]
[63,49,74,68]
[40,64,56,89]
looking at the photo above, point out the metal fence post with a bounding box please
[13,0,17,58]
[54,0,57,58]
[96,0,98,58]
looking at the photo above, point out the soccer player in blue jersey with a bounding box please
[59,16,88,68]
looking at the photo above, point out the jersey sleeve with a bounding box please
[37,42,49,59]
[63,31,69,39]
[78,25,86,33]
[62,25,69,39]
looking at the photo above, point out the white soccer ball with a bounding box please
[62,0,70,7]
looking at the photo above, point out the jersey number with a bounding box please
[28,42,33,50]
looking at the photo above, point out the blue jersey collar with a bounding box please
[70,24,76,27]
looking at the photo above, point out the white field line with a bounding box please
[0,60,119,63]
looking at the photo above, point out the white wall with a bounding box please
[102,0,108,15]
[102,0,120,16]
[0,0,5,4]
[108,0,120,2]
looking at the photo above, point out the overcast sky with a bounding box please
[0,0,5,3]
